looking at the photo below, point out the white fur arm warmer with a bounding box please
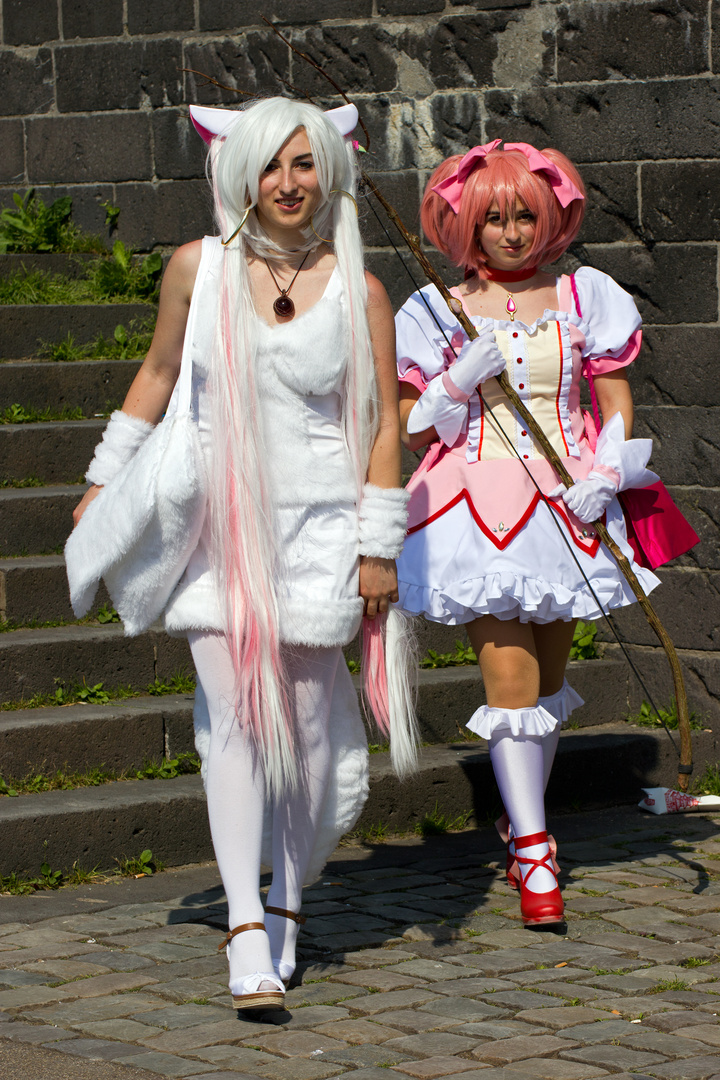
[358,484,411,559]
[86,410,155,486]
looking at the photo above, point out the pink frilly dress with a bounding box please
[396,267,660,627]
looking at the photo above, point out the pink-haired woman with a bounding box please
[72,98,417,1010]
[395,141,659,928]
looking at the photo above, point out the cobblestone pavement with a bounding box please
[0,805,719,1080]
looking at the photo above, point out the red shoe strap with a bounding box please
[513,830,549,849]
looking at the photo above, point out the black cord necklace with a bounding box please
[264,251,310,318]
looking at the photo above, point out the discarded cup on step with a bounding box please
[638,786,720,814]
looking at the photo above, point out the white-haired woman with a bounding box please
[72,98,415,1011]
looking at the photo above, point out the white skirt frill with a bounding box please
[467,703,558,740]
[539,678,585,725]
[398,496,660,626]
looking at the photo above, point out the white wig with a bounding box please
[205,97,378,796]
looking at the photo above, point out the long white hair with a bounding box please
[207,98,378,796]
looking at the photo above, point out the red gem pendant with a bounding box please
[506,295,516,321]
[273,294,295,318]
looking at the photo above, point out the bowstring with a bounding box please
[361,188,680,756]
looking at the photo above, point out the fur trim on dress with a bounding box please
[279,597,364,648]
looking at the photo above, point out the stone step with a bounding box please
[0,693,194,778]
[0,658,631,777]
[0,253,99,279]
[0,418,105,483]
[0,358,141,413]
[0,554,93,624]
[0,417,419,485]
[0,303,154,360]
[0,623,193,704]
[0,484,86,556]
[0,723,711,878]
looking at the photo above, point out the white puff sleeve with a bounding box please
[396,286,471,445]
[573,267,643,376]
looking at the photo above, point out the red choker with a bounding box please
[484,265,539,282]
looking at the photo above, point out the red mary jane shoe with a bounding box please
[513,830,565,927]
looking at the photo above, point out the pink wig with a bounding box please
[421,146,585,276]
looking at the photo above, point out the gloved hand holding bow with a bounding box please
[550,412,659,524]
[407,326,506,446]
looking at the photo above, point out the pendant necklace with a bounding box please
[265,250,310,318]
[484,265,538,322]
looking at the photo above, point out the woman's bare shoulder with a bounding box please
[364,270,392,309]
[161,240,204,302]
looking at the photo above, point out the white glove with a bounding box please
[549,412,659,525]
[446,325,506,397]
[407,327,505,447]
[552,472,617,523]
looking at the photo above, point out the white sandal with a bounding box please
[218,922,286,1010]
[265,905,306,987]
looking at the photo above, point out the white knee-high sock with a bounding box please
[488,726,555,893]
[189,631,273,993]
[265,644,340,984]
[538,680,583,789]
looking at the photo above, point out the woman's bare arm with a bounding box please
[592,367,634,437]
[360,273,402,619]
[399,383,437,452]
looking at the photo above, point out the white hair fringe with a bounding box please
[206,98,379,797]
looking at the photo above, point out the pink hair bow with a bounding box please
[432,139,584,213]
[503,142,584,208]
[431,140,502,214]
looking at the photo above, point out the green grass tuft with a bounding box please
[420,640,476,669]
[1,403,84,424]
[0,189,106,254]
[569,620,598,660]
[693,763,720,797]
[415,801,472,836]
[627,698,704,732]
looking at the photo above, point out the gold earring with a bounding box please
[330,189,359,215]
[309,214,333,244]
[221,205,252,246]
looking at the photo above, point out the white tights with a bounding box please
[189,631,340,992]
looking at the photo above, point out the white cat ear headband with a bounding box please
[188,102,359,144]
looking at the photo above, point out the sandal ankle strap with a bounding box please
[513,830,549,849]
[218,921,266,952]
[265,905,306,925]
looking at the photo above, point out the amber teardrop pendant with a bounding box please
[273,294,295,318]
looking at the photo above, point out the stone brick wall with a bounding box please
[2,0,719,720]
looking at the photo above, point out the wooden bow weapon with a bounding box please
[192,19,695,790]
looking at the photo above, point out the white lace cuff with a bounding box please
[358,484,410,559]
[86,410,155,486]
[406,376,468,447]
[595,412,659,492]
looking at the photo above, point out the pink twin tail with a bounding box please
[362,612,391,738]
[432,140,584,213]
